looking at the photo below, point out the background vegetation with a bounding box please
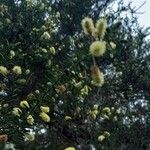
[0,0,150,149]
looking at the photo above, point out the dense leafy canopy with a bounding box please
[0,0,150,149]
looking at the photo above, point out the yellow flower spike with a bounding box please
[20,100,30,108]
[24,132,35,141]
[12,66,22,75]
[95,18,107,39]
[27,115,34,125]
[98,135,105,142]
[65,116,72,121]
[12,107,22,117]
[91,65,104,87]
[64,147,76,150]
[110,42,116,49]
[0,66,9,75]
[40,106,50,113]
[81,17,94,36]
[50,47,56,55]
[39,112,50,122]
[90,41,106,57]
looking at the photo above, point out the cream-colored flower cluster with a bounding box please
[12,66,22,75]
[81,17,117,87]
[90,41,106,57]
[0,66,9,75]
[12,100,35,125]
[81,17,107,38]
[39,106,50,122]
[12,101,51,124]
[24,132,35,141]
[91,65,104,87]
[0,65,22,76]
[81,17,108,87]
[82,17,108,57]
[81,17,94,36]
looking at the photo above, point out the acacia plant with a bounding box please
[0,0,150,149]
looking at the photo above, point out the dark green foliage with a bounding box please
[0,0,150,149]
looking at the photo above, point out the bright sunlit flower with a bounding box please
[40,106,50,113]
[93,104,99,110]
[0,66,8,75]
[39,112,50,122]
[65,116,72,121]
[20,100,30,108]
[91,65,104,87]
[27,115,34,125]
[81,17,94,36]
[12,66,22,75]
[9,50,15,59]
[96,18,107,39]
[98,135,105,142]
[25,69,30,75]
[50,47,56,55]
[90,41,106,57]
[64,147,76,150]
[110,42,116,49]
[24,132,35,141]
[12,107,22,117]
